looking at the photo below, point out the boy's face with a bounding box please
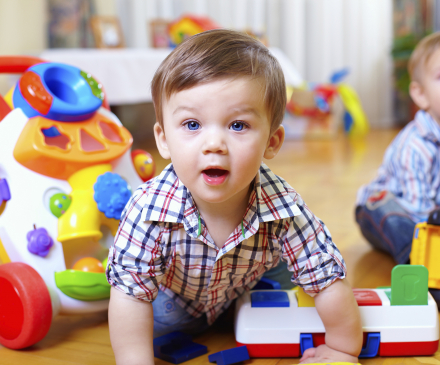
[410,48,440,123]
[154,77,284,207]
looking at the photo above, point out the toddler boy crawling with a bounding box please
[107,29,362,364]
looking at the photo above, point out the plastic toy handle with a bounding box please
[0,56,47,121]
[0,56,46,74]
[0,56,110,112]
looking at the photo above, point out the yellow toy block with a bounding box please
[410,222,440,289]
[296,286,316,307]
[0,237,11,264]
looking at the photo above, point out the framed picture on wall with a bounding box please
[150,19,170,48]
[90,16,125,48]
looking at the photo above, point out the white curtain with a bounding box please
[116,0,393,128]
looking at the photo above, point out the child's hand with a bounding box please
[299,344,359,364]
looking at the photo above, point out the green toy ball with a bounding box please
[49,193,72,218]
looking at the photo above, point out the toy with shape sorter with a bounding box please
[235,265,439,359]
[0,56,155,349]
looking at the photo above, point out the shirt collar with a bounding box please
[140,162,301,237]
[251,162,301,222]
[415,110,440,143]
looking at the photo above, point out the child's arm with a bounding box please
[109,287,155,365]
[299,279,362,364]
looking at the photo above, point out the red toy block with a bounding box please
[353,289,382,306]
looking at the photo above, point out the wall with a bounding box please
[0,0,48,95]
[115,0,394,128]
[0,0,394,128]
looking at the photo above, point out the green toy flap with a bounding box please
[391,265,428,306]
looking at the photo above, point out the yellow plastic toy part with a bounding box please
[410,221,440,289]
[0,237,11,264]
[0,200,6,216]
[336,84,369,137]
[296,286,316,307]
[57,164,119,244]
[168,17,204,45]
[4,86,14,109]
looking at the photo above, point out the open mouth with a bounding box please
[202,168,228,185]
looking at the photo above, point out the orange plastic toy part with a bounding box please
[19,71,53,115]
[0,262,52,349]
[13,113,133,180]
[73,257,105,273]
[0,56,46,74]
[0,56,46,122]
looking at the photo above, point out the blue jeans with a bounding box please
[153,260,294,338]
[355,193,417,264]
[153,291,210,338]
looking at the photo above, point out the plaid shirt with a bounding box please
[107,163,346,324]
[357,110,440,222]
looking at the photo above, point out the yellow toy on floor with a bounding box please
[410,208,440,289]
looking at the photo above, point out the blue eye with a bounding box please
[186,121,200,130]
[231,122,245,131]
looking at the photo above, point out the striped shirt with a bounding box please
[107,162,346,324]
[357,110,440,222]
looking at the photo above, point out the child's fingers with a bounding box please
[299,347,316,362]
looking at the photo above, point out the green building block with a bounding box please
[391,265,428,305]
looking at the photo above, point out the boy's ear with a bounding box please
[409,81,429,110]
[264,125,285,160]
[153,122,171,160]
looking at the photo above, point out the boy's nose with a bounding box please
[202,131,227,154]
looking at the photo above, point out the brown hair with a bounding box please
[151,29,286,134]
[408,32,440,83]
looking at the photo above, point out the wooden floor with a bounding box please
[2,129,439,364]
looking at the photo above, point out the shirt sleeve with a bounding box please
[281,194,346,296]
[106,186,165,302]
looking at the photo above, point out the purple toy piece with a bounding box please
[0,179,11,204]
[27,227,54,257]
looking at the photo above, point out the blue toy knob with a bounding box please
[94,172,131,219]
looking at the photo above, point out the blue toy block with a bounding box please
[299,333,314,355]
[359,333,380,358]
[208,346,249,365]
[300,332,380,358]
[251,291,289,307]
[253,277,282,290]
[153,331,208,364]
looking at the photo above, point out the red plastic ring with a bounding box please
[0,262,52,349]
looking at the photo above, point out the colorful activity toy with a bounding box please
[235,265,438,358]
[285,68,369,137]
[168,15,220,47]
[0,56,153,349]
